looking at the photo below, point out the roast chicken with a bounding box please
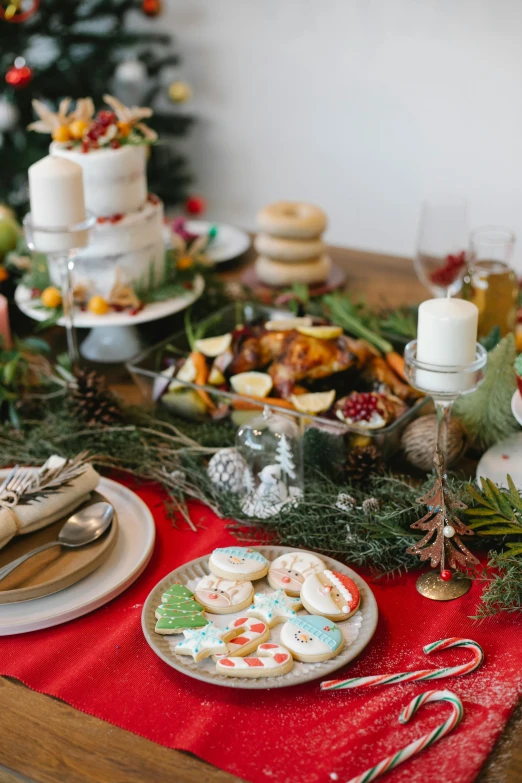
[227,329,414,401]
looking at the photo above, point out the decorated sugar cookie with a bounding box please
[194,574,254,614]
[216,642,294,679]
[174,620,239,662]
[301,569,360,621]
[280,615,344,662]
[267,551,325,596]
[155,583,209,635]
[212,616,270,660]
[208,546,269,582]
[246,588,301,627]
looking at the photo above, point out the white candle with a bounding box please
[28,155,87,252]
[416,298,479,393]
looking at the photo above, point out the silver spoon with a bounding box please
[0,502,114,583]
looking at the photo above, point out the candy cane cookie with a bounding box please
[216,643,294,679]
[194,573,254,614]
[301,569,360,621]
[321,637,484,691]
[212,616,270,660]
[342,690,463,783]
[267,551,325,596]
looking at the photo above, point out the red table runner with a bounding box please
[1,477,522,783]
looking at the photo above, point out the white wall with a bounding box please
[161,0,522,265]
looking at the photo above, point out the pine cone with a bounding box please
[345,445,384,482]
[69,369,121,426]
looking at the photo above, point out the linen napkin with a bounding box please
[0,455,100,550]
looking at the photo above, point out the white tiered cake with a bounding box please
[50,143,165,298]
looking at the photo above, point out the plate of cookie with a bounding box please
[141,545,378,689]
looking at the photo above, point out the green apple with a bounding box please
[0,216,20,260]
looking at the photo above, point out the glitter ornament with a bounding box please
[168,80,192,103]
[5,58,32,89]
[185,195,206,216]
[207,448,247,494]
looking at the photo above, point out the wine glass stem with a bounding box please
[58,254,79,367]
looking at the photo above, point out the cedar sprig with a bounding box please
[465,475,522,556]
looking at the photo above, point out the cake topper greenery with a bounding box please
[28,94,157,150]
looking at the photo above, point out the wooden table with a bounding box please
[2,246,521,783]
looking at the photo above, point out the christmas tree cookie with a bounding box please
[154,583,208,635]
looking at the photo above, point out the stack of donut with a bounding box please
[254,201,330,287]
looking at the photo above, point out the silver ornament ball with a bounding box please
[207,447,247,494]
[443,525,455,538]
[0,100,19,132]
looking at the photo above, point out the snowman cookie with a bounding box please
[215,643,294,678]
[194,574,254,614]
[301,570,360,621]
[267,551,325,596]
[212,616,270,660]
[246,588,301,627]
[280,615,344,662]
[174,620,240,662]
[208,546,269,581]
[155,583,209,635]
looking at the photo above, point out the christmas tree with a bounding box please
[275,434,297,481]
[0,0,192,214]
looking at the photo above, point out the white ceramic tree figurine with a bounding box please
[275,434,296,481]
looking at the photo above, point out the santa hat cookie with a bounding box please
[208,546,269,581]
[301,570,360,621]
[280,615,344,662]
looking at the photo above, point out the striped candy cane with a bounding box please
[321,637,483,691]
[344,689,464,783]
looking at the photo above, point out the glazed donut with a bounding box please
[254,233,325,262]
[257,201,327,239]
[255,255,332,287]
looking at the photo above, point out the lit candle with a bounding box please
[28,155,87,252]
[416,298,479,392]
[0,295,12,349]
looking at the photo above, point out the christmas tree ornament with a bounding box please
[236,407,303,519]
[5,58,33,89]
[142,0,161,16]
[401,414,466,472]
[0,0,39,22]
[185,195,206,216]
[168,80,192,103]
[321,637,484,690]
[69,369,121,426]
[207,447,246,494]
[113,60,149,106]
[0,100,19,132]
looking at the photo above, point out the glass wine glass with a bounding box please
[414,196,469,297]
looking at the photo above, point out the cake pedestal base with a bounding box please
[14,276,204,365]
[80,325,142,363]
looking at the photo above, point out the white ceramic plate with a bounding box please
[511,390,522,426]
[186,220,251,264]
[476,432,522,489]
[0,476,155,635]
[142,546,378,689]
[14,275,204,329]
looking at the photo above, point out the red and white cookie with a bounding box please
[267,551,325,596]
[301,569,360,621]
[194,574,254,615]
[215,642,294,678]
[212,616,270,660]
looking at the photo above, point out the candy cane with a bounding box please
[344,689,463,783]
[321,638,483,691]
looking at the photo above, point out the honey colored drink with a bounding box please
[462,260,518,337]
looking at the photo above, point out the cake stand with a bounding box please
[15,275,204,364]
[475,389,522,488]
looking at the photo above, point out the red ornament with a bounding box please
[0,0,39,23]
[185,195,206,216]
[440,569,453,582]
[5,62,32,89]
[142,0,161,16]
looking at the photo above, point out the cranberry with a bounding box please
[129,303,145,316]
[110,213,123,224]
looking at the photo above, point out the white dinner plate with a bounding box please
[186,220,251,264]
[511,390,522,426]
[0,476,155,635]
[142,546,378,689]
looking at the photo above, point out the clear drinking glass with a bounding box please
[461,226,518,337]
[414,196,469,297]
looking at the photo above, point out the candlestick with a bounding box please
[0,295,12,349]
[28,156,88,253]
